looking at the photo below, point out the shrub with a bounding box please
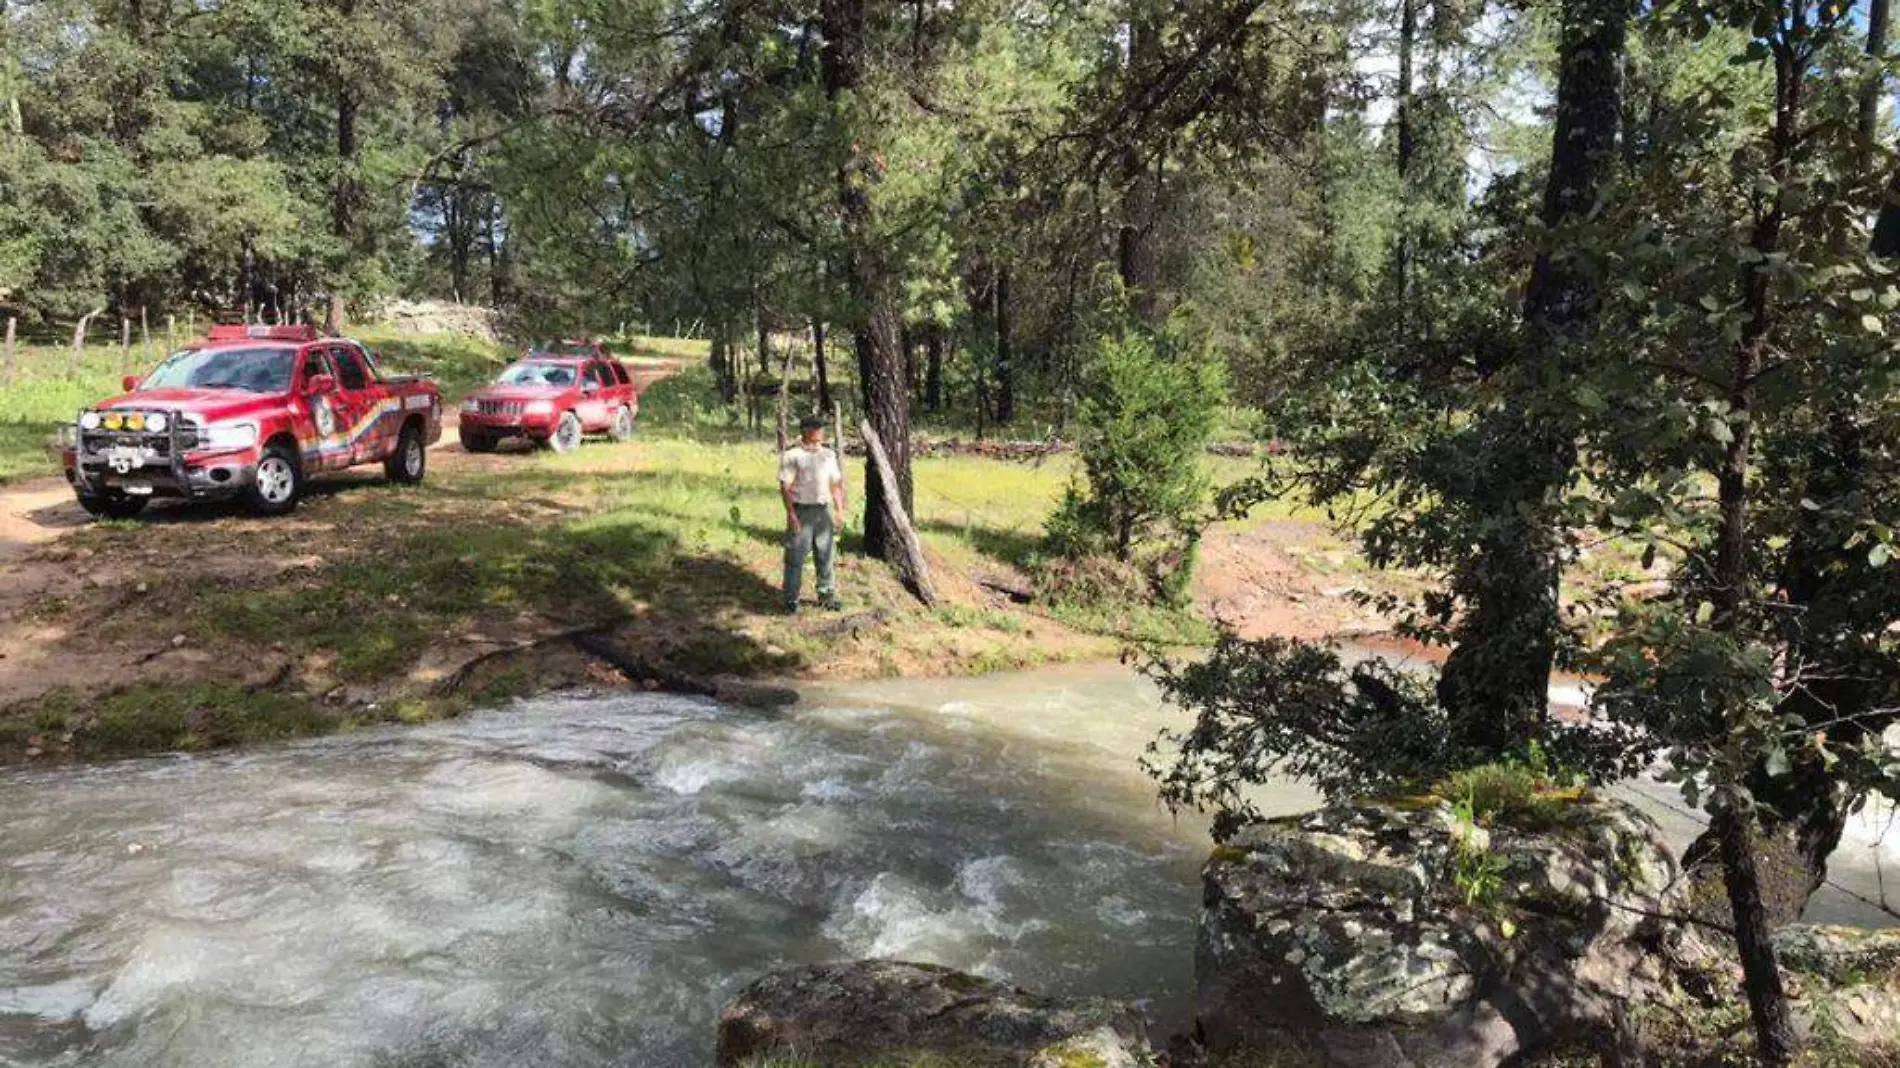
[1044,314,1225,602]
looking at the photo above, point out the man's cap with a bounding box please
[799,415,826,432]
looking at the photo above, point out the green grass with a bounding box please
[0,682,349,759]
[0,340,132,483]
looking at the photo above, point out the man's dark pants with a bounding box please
[783,503,835,608]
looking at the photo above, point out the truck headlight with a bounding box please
[202,422,259,450]
[461,398,480,412]
[79,411,101,431]
[146,413,168,433]
[525,400,554,416]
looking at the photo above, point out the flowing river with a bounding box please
[0,663,1892,1067]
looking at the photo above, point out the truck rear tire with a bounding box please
[244,444,303,516]
[77,492,148,521]
[386,422,427,484]
[610,405,636,443]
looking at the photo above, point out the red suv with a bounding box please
[458,341,639,453]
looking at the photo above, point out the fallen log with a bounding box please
[975,575,1034,604]
[859,420,937,606]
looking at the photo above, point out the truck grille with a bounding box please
[477,400,525,415]
[80,412,199,457]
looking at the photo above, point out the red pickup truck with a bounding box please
[60,324,442,518]
[457,341,639,453]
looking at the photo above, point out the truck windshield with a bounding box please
[143,347,298,393]
[497,362,576,387]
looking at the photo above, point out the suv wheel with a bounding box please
[547,411,583,454]
[610,405,636,443]
[77,492,148,521]
[385,422,427,484]
[245,444,303,516]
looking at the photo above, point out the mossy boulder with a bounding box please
[1195,796,1700,1068]
[715,960,1155,1068]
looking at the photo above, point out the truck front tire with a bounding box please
[245,444,303,516]
[77,492,148,521]
[386,422,427,484]
[460,429,496,453]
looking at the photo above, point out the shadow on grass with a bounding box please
[20,470,422,532]
[186,486,803,681]
[917,518,1044,570]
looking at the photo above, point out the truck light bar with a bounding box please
[207,324,318,343]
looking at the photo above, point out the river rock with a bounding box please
[1776,924,1900,1049]
[1196,795,1698,1068]
[714,960,1155,1067]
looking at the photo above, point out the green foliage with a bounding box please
[1144,635,1451,839]
[1444,791,1509,918]
[1439,754,1583,832]
[1045,313,1225,599]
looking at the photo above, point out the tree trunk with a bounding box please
[239,235,256,319]
[822,0,914,564]
[486,197,508,306]
[1861,0,1891,169]
[1436,0,1630,754]
[994,265,1014,425]
[1,316,15,388]
[446,191,471,302]
[1717,806,1798,1065]
[813,320,832,414]
[924,325,943,413]
[1709,15,1802,1063]
[710,325,737,406]
[1393,0,1417,307]
[329,0,358,336]
[1118,14,1161,323]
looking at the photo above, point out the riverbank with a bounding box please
[0,339,1393,763]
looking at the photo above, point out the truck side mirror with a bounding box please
[121,374,142,392]
[307,373,337,395]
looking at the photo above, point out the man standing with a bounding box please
[780,415,847,614]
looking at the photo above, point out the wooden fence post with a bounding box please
[859,419,936,606]
[140,307,151,366]
[166,314,176,353]
[1,316,15,389]
[119,316,131,373]
[68,306,104,377]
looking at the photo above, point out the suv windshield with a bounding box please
[142,347,298,393]
[496,361,576,388]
